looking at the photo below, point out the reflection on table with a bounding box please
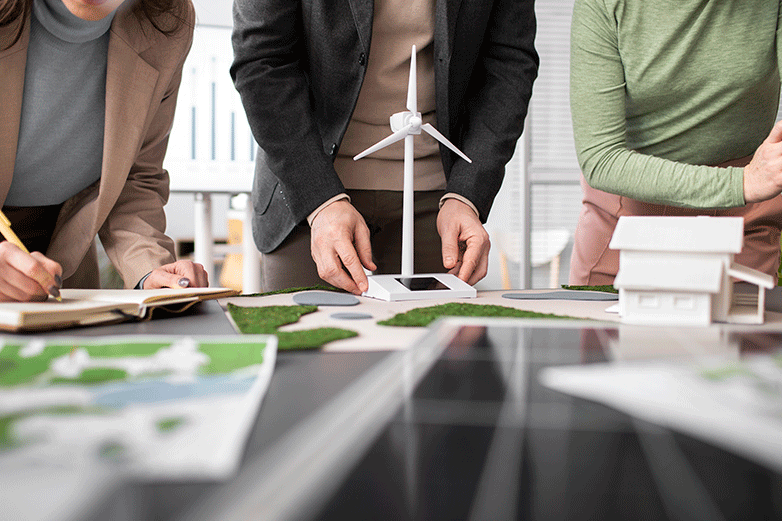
[198,320,782,521]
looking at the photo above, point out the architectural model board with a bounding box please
[0,334,276,481]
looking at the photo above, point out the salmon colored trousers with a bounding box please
[569,175,782,286]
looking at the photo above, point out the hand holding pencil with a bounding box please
[0,210,63,302]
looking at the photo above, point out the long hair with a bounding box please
[0,0,190,50]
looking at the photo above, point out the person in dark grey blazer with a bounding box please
[231,0,538,294]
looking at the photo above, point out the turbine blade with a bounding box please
[421,123,472,163]
[407,45,417,114]
[353,125,411,160]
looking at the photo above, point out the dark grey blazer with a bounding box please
[231,0,538,253]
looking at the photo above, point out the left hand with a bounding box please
[437,199,490,286]
[143,260,209,289]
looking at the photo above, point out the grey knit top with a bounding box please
[9,0,115,206]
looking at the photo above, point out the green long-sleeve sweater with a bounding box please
[571,0,781,208]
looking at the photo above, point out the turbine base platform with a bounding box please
[361,273,477,302]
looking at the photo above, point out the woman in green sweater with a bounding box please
[569,0,782,285]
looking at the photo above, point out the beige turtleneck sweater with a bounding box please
[333,0,445,192]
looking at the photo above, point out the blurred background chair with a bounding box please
[499,229,571,289]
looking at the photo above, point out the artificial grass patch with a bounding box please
[226,303,357,350]
[561,284,618,294]
[377,302,577,328]
[0,413,23,450]
[227,296,578,349]
[157,417,186,433]
[227,303,319,333]
[0,342,169,387]
[50,368,129,386]
[701,365,753,382]
[198,341,268,374]
[0,406,101,451]
[275,329,358,350]
[240,285,340,298]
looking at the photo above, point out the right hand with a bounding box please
[0,242,62,302]
[309,200,376,295]
[743,120,782,203]
[143,260,209,289]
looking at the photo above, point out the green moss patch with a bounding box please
[276,329,358,350]
[0,342,170,387]
[227,303,318,333]
[227,303,357,350]
[561,284,618,294]
[0,406,104,451]
[199,341,267,373]
[157,417,186,434]
[74,342,169,358]
[701,365,753,381]
[0,413,23,450]
[99,442,126,460]
[378,303,577,328]
[240,285,340,298]
[51,368,128,386]
[0,345,51,387]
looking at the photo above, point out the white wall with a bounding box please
[191,0,232,27]
[164,2,239,245]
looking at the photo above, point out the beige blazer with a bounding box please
[0,3,194,288]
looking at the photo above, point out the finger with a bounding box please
[0,270,47,301]
[155,261,209,288]
[0,252,51,301]
[353,224,376,272]
[317,253,361,294]
[27,252,63,298]
[1,245,61,299]
[335,243,369,293]
[465,247,489,285]
[440,224,461,270]
[29,252,63,282]
[456,242,482,283]
[456,233,490,285]
[145,269,193,290]
[191,263,209,287]
[168,261,201,288]
[765,120,782,145]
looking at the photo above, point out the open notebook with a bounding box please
[0,287,238,332]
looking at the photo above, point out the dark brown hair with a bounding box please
[1,0,190,50]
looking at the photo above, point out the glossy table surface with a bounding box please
[304,322,782,521]
[98,310,780,521]
[6,301,782,520]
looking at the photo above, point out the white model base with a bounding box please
[362,273,477,302]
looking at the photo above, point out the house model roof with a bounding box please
[609,216,743,253]
[614,256,724,292]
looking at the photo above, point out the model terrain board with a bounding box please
[0,335,276,481]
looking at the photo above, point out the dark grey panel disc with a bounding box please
[293,292,361,306]
[503,291,618,301]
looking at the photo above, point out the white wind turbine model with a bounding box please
[353,45,477,301]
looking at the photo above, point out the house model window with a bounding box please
[610,216,774,325]
[673,296,694,310]
[638,294,659,309]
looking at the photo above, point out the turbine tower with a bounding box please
[354,45,471,277]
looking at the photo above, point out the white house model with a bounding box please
[610,216,774,325]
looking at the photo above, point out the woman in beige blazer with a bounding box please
[0,0,206,301]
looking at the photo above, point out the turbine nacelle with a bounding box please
[353,44,471,164]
